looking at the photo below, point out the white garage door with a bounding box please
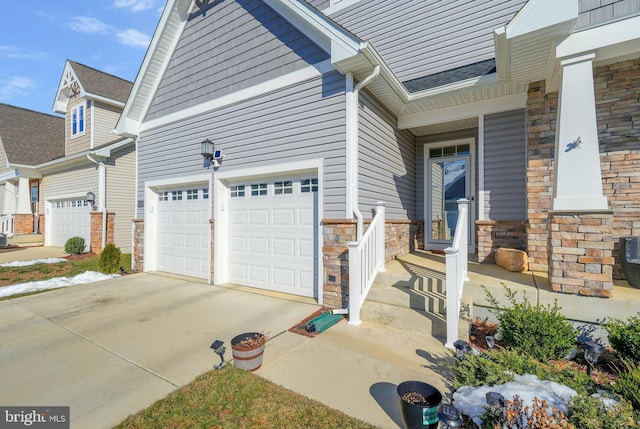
[227,176,317,297]
[155,186,210,279]
[50,198,91,248]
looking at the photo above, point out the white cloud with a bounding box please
[0,76,36,100]
[69,16,113,34]
[0,46,48,61]
[116,29,151,48]
[113,0,156,12]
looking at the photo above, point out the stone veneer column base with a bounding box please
[476,220,528,264]
[549,212,614,297]
[89,212,115,254]
[132,219,144,272]
[13,214,35,235]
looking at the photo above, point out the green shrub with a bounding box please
[99,243,122,274]
[614,360,640,411]
[64,236,86,254]
[484,285,578,362]
[604,314,640,362]
[451,349,540,390]
[569,394,636,429]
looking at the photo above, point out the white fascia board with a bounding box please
[52,60,77,114]
[494,27,510,81]
[323,0,362,15]
[266,0,362,63]
[0,169,19,182]
[556,15,640,59]
[85,94,126,110]
[360,44,409,101]
[35,151,91,173]
[398,93,527,130]
[114,0,190,137]
[6,166,42,179]
[406,73,501,101]
[506,0,577,39]
[92,138,134,157]
[140,61,334,132]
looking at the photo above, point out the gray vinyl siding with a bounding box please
[358,90,416,220]
[330,0,527,82]
[139,72,347,218]
[40,167,98,214]
[145,0,329,121]
[417,129,478,220]
[483,109,526,220]
[105,145,135,251]
[305,0,330,10]
[577,0,640,28]
[92,102,122,148]
[0,142,11,176]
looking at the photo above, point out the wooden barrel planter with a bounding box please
[231,332,267,371]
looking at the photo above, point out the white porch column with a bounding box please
[16,177,31,214]
[552,53,607,210]
[3,182,16,214]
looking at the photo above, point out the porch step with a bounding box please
[9,234,44,247]
[361,258,470,341]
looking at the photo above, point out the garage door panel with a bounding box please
[226,176,317,297]
[50,199,90,248]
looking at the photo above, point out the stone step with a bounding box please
[9,234,44,247]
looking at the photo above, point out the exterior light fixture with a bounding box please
[200,138,222,169]
[453,339,471,360]
[210,340,226,370]
[486,391,505,417]
[86,191,95,205]
[582,340,604,375]
[437,404,464,428]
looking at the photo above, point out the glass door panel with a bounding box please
[428,156,470,244]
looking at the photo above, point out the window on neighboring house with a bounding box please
[71,103,85,137]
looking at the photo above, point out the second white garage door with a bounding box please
[50,198,91,248]
[155,187,210,279]
[226,176,317,297]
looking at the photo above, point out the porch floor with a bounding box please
[386,250,640,325]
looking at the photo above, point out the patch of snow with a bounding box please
[453,374,578,427]
[0,271,119,298]
[0,258,68,267]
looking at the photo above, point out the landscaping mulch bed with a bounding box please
[288,308,343,338]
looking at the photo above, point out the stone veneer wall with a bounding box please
[549,213,614,297]
[321,218,420,309]
[476,220,528,264]
[132,219,144,272]
[89,212,115,254]
[526,58,640,287]
[595,59,640,280]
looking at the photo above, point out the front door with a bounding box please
[426,140,474,251]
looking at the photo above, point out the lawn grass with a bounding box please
[113,366,378,429]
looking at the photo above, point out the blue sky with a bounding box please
[0,0,164,115]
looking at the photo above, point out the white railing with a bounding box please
[444,199,470,349]
[0,214,14,238]
[347,202,386,326]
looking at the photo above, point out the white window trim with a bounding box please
[70,101,86,138]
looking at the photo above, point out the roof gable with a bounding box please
[0,103,65,166]
[53,60,133,114]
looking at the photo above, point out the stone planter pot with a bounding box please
[230,332,266,371]
[397,381,442,429]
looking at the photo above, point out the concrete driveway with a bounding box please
[0,273,320,428]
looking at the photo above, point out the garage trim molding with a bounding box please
[213,158,324,304]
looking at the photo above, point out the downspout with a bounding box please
[346,65,380,240]
[86,153,107,250]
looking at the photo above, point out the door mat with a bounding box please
[288,308,344,338]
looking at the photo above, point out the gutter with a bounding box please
[346,65,380,240]
[86,153,107,250]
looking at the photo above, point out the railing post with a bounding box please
[457,199,470,281]
[347,241,362,326]
[375,202,386,272]
[444,247,459,349]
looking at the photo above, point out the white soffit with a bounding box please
[506,0,577,38]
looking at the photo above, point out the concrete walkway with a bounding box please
[0,269,451,428]
[0,246,67,264]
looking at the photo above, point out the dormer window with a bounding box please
[71,102,85,137]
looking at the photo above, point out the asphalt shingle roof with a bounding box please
[69,60,133,103]
[403,59,497,93]
[0,103,65,166]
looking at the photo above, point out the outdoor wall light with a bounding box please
[582,340,604,375]
[200,138,223,169]
[86,191,95,205]
[437,404,464,428]
[453,339,471,360]
[486,391,505,417]
[210,340,227,370]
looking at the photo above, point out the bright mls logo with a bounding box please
[0,407,69,428]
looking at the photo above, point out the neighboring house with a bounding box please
[116,0,639,307]
[0,60,136,253]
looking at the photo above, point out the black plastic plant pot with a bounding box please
[397,381,443,429]
[619,237,640,288]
